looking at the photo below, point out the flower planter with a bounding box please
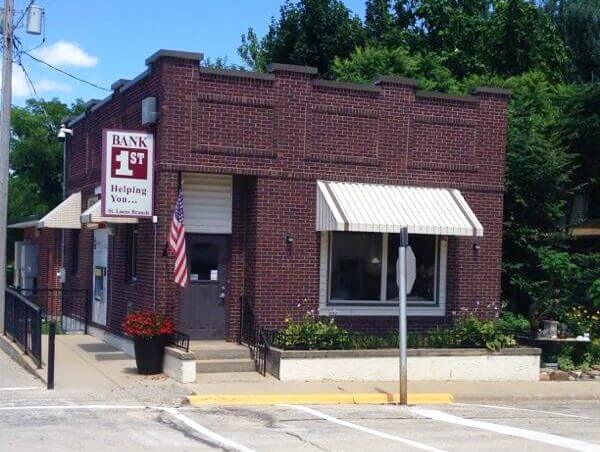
[266,347,542,381]
[134,335,167,375]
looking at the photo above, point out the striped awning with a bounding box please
[38,192,82,229]
[80,201,138,225]
[316,181,483,236]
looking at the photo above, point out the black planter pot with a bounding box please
[134,335,167,375]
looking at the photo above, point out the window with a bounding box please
[324,232,446,315]
[330,233,382,301]
[126,225,138,281]
[189,242,219,281]
[71,230,80,274]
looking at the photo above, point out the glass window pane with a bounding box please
[330,232,382,301]
[189,242,219,281]
[387,235,436,302]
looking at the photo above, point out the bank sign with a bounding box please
[101,129,154,218]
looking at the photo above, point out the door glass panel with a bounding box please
[189,242,219,281]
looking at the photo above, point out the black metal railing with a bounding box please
[167,330,190,352]
[16,288,89,334]
[239,295,273,375]
[4,288,43,368]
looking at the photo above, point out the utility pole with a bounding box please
[0,0,14,330]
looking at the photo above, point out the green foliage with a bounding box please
[9,98,85,223]
[486,0,569,79]
[497,311,531,331]
[553,0,600,82]
[560,83,600,193]
[584,338,600,365]
[238,0,365,76]
[557,353,576,371]
[332,45,460,91]
[589,279,600,308]
[273,314,516,351]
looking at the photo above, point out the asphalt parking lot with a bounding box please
[1,399,599,451]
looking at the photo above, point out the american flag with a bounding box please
[169,187,188,287]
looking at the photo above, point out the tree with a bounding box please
[9,98,85,222]
[237,0,365,76]
[554,0,600,82]
[496,73,576,315]
[365,0,394,42]
[332,45,461,91]
[486,0,570,79]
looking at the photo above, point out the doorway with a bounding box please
[91,229,108,326]
[179,234,229,339]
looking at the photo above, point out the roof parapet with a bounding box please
[111,78,130,92]
[313,79,381,93]
[145,49,204,66]
[473,86,513,97]
[374,75,419,87]
[416,90,478,104]
[267,63,318,75]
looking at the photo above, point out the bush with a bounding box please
[557,354,575,371]
[273,314,516,351]
[497,311,531,332]
[584,339,600,366]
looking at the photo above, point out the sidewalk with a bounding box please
[191,371,600,403]
[4,333,599,405]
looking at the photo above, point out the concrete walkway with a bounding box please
[3,333,599,404]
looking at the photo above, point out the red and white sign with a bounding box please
[101,129,154,218]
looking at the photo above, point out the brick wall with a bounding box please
[63,51,509,340]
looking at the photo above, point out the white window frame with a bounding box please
[318,232,447,317]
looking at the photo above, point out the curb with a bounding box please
[187,392,454,406]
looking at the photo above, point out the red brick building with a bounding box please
[23,50,511,343]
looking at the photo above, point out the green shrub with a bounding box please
[584,339,600,366]
[557,354,575,371]
[273,314,516,351]
[497,311,531,332]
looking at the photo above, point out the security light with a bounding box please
[57,125,73,141]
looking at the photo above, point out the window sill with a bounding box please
[319,305,445,317]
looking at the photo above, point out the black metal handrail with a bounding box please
[239,295,271,376]
[15,287,90,334]
[4,287,42,368]
[168,330,190,352]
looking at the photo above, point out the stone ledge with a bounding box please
[165,346,195,360]
[270,346,540,359]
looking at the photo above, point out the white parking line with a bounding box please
[0,404,255,452]
[280,404,447,452]
[0,387,41,391]
[412,408,600,452]
[162,408,254,452]
[454,402,600,420]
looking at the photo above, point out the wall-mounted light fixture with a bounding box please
[473,242,481,251]
[285,233,294,244]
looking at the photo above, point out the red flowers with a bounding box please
[123,311,174,339]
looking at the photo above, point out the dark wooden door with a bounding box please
[179,234,229,339]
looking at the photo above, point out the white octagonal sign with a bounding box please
[396,246,416,294]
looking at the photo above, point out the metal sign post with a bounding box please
[397,227,415,405]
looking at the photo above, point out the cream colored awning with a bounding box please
[316,181,483,236]
[37,192,82,229]
[80,201,138,225]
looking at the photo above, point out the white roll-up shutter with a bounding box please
[183,173,232,234]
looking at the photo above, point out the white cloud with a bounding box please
[0,66,71,97]
[34,79,71,93]
[32,40,98,68]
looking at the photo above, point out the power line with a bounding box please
[22,50,111,92]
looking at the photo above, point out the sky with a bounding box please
[7,0,367,106]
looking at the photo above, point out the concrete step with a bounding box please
[191,347,252,360]
[196,358,256,374]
